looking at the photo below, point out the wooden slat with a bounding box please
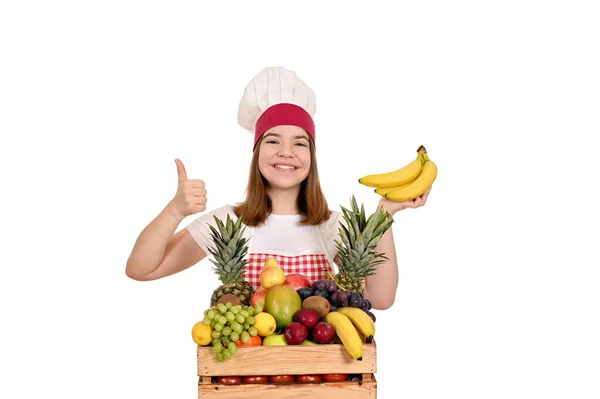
[198,378,377,398]
[197,342,376,376]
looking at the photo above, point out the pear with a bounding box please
[260,266,285,289]
[263,257,280,269]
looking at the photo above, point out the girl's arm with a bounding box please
[125,201,206,281]
[125,159,208,281]
[363,187,432,309]
[363,226,398,310]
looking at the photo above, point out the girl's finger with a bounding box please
[404,199,419,209]
[189,179,206,188]
[421,186,432,202]
[195,197,207,205]
[192,188,207,197]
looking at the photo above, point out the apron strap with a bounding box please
[315,224,337,273]
[245,226,256,255]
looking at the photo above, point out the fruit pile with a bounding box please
[358,145,438,202]
[192,196,394,366]
[193,260,377,362]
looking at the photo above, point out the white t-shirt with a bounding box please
[185,205,343,273]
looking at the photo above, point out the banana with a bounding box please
[323,311,364,361]
[356,328,368,343]
[374,180,415,197]
[336,307,376,341]
[358,146,427,188]
[385,154,437,202]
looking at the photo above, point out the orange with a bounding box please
[234,335,262,346]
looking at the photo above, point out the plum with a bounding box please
[359,300,369,312]
[284,322,308,345]
[348,292,363,308]
[312,321,335,344]
[367,311,376,323]
[297,287,314,301]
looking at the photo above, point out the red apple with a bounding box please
[312,321,335,344]
[284,274,312,291]
[250,287,267,307]
[283,322,308,345]
[293,308,320,330]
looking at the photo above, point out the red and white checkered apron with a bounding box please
[244,253,334,289]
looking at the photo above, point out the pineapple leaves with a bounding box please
[225,213,234,239]
[336,196,395,281]
[207,213,250,283]
[338,224,352,249]
[359,203,366,231]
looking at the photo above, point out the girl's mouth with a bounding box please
[272,164,298,171]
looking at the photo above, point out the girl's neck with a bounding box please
[267,186,301,215]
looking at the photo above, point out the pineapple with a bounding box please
[206,213,255,306]
[332,196,394,294]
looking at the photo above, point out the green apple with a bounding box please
[262,333,289,346]
[301,340,317,345]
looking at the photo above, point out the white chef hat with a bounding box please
[237,66,316,150]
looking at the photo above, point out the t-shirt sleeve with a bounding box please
[184,205,237,255]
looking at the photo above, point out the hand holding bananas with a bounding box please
[168,158,209,220]
[380,186,431,214]
[358,145,437,210]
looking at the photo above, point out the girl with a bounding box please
[125,67,431,310]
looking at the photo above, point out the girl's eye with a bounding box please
[295,142,307,147]
[266,140,278,144]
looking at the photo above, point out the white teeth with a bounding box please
[275,165,296,170]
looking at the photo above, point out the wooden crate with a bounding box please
[197,341,377,398]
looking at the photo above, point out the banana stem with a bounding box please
[416,145,429,164]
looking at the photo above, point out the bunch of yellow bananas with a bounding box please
[358,145,437,202]
[323,307,376,361]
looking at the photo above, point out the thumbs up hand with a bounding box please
[169,158,207,220]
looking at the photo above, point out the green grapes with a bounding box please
[200,302,264,362]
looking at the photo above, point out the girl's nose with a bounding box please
[277,143,294,157]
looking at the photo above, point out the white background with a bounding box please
[1,1,599,398]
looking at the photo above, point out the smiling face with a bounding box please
[258,125,312,192]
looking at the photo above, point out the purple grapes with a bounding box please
[326,280,338,293]
[313,279,338,293]
[330,290,341,304]
[312,279,329,291]
[337,291,350,307]
[313,289,329,298]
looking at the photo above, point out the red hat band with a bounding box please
[254,103,315,149]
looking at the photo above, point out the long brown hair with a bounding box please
[233,134,331,226]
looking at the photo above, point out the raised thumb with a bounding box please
[175,158,187,182]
